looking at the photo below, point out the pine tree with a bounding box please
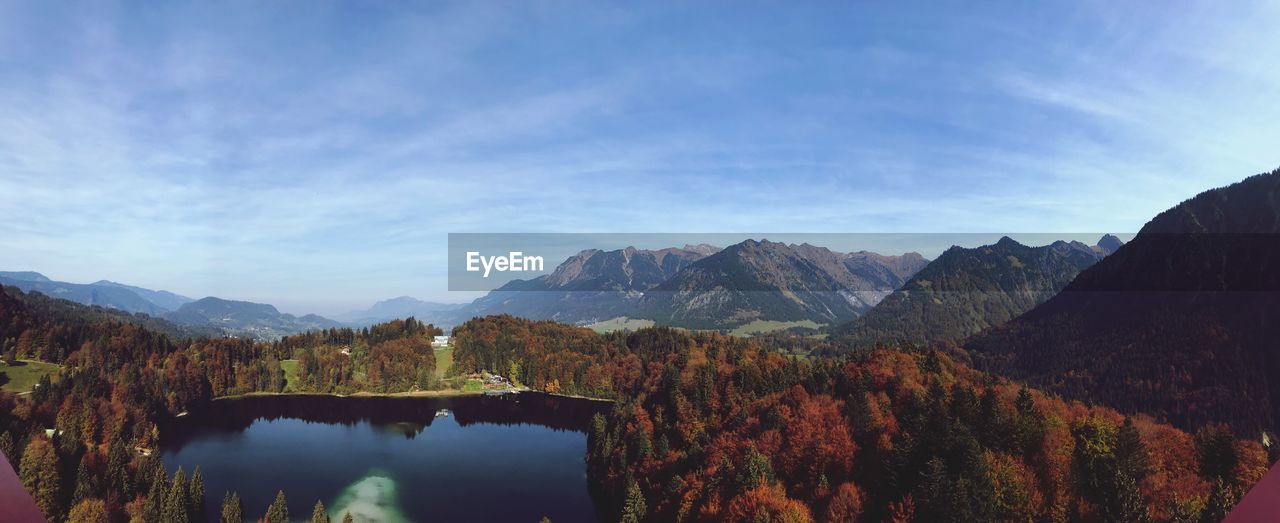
[165,467,190,523]
[189,466,208,523]
[106,436,131,495]
[265,490,289,523]
[1201,478,1240,523]
[1195,425,1237,482]
[143,469,168,523]
[72,453,97,505]
[620,479,647,523]
[220,492,243,523]
[1115,417,1150,481]
[19,437,62,520]
[310,500,330,523]
[341,513,354,523]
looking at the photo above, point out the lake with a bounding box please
[159,393,610,522]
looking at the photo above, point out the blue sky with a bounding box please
[1,1,1278,315]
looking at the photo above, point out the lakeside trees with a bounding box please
[287,318,442,393]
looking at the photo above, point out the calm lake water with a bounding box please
[159,393,609,522]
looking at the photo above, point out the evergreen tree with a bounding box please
[1195,425,1237,482]
[189,466,208,523]
[143,469,168,523]
[341,513,354,523]
[738,446,775,491]
[915,457,955,522]
[311,500,330,523]
[220,492,243,523]
[72,453,98,505]
[18,437,62,520]
[106,436,131,495]
[620,479,647,523]
[1200,478,1239,523]
[165,467,190,523]
[1116,417,1150,481]
[1109,470,1150,523]
[265,490,289,523]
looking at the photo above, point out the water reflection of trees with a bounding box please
[159,393,609,448]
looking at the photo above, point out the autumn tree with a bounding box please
[67,498,109,523]
[19,437,62,520]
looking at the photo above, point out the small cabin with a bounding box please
[432,335,450,348]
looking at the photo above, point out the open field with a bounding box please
[728,319,824,337]
[434,346,453,379]
[586,317,656,333]
[280,359,300,392]
[0,360,61,393]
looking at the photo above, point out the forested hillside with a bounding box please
[967,168,1280,436]
[0,286,445,521]
[835,236,1116,349]
[451,315,1274,522]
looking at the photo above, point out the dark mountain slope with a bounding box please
[967,167,1280,434]
[640,239,927,329]
[835,236,1118,349]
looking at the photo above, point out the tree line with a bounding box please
[452,315,1274,522]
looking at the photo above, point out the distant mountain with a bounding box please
[967,167,1280,434]
[166,297,343,340]
[1,284,222,341]
[455,245,717,325]
[335,296,467,325]
[835,235,1119,349]
[0,272,166,315]
[640,239,927,330]
[91,280,194,311]
[0,271,50,282]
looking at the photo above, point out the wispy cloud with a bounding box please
[0,1,1277,314]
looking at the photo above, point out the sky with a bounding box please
[1,1,1278,315]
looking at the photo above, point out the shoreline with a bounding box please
[210,388,614,403]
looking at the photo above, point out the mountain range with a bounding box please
[0,272,341,340]
[640,240,927,329]
[333,296,467,325]
[834,234,1123,349]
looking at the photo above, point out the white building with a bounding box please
[432,335,450,348]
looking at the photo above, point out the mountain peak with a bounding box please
[1096,234,1124,255]
[994,236,1022,248]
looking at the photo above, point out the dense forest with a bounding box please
[0,286,440,522]
[275,318,443,393]
[452,315,1275,523]
[1,282,1276,522]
